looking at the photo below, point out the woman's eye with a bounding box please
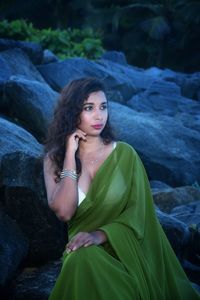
[100,105,107,110]
[84,106,93,111]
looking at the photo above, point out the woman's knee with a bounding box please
[63,245,99,268]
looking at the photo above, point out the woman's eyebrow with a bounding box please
[83,102,94,106]
[83,101,107,106]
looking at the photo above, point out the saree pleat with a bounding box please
[49,142,200,300]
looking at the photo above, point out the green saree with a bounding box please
[49,142,199,300]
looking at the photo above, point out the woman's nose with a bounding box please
[94,109,103,120]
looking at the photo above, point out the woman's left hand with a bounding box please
[65,231,106,253]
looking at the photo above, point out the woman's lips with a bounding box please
[91,124,103,130]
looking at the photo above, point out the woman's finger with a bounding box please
[66,232,94,252]
[74,132,86,141]
[83,241,93,247]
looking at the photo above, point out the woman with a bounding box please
[44,77,199,299]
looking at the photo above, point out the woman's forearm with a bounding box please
[50,151,78,221]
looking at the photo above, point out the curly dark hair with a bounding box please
[44,77,115,180]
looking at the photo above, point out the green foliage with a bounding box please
[0,1,199,71]
[0,19,104,60]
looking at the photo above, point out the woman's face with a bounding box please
[78,91,108,136]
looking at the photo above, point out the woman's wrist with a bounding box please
[63,151,76,169]
[91,230,107,245]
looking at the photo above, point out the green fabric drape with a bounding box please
[49,142,200,300]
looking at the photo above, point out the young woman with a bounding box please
[43,77,199,300]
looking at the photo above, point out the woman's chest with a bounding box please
[78,164,100,195]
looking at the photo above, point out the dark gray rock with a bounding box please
[0,48,45,85]
[0,207,29,287]
[157,204,200,268]
[152,186,200,213]
[183,260,200,286]
[14,260,61,300]
[171,201,200,227]
[109,101,200,187]
[0,117,67,265]
[4,76,58,141]
[37,58,89,91]
[42,49,59,64]
[37,57,138,101]
[156,209,190,257]
[144,67,200,101]
[101,51,128,65]
[127,80,199,115]
[127,79,200,132]
[0,38,43,65]
[150,180,172,191]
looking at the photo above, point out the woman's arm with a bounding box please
[43,151,78,221]
[43,129,86,222]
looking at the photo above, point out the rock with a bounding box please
[42,49,59,64]
[0,38,43,65]
[4,76,58,141]
[156,209,190,257]
[37,57,139,101]
[171,201,200,227]
[37,58,89,91]
[0,48,46,86]
[101,51,128,65]
[183,260,200,286]
[0,117,67,265]
[127,79,200,132]
[14,260,61,300]
[0,207,29,287]
[188,225,200,267]
[97,59,154,101]
[144,67,200,101]
[150,180,172,191]
[127,80,199,115]
[152,186,200,213]
[163,201,200,268]
[109,101,200,187]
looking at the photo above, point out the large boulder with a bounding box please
[42,49,59,65]
[37,57,142,101]
[0,207,28,287]
[0,117,67,265]
[144,67,200,101]
[109,101,200,187]
[0,38,43,65]
[171,201,200,228]
[127,80,200,132]
[127,80,199,115]
[152,186,200,213]
[13,260,61,300]
[156,209,190,258]
[101,50,128,65]
[0,48,46,107]
[4,76,58,141]
[0,48,45,84]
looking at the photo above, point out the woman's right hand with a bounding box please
[66,129,87,154]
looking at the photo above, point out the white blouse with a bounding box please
[78,142,117,206]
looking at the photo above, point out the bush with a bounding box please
[0,19,104,60]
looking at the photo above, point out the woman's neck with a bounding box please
[78,136,104,156]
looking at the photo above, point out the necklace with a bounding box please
[82,142,105,166]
